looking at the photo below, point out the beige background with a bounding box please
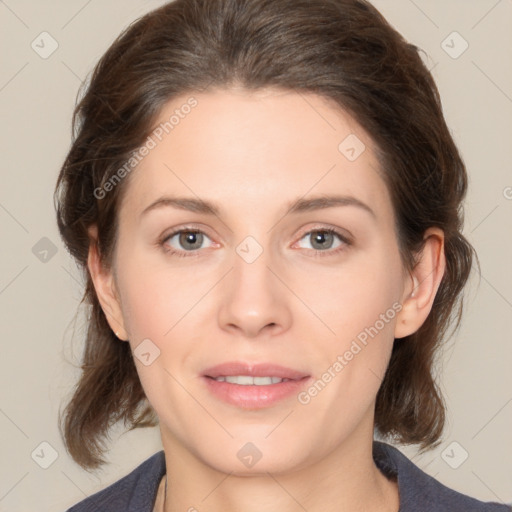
[0,1,511,510]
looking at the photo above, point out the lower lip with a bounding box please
[203,376,311,409]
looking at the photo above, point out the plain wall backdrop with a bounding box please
[0,1,511,510]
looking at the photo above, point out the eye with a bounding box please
[159,226,352,258]
[295,227,351,256]
[160,228,214,257]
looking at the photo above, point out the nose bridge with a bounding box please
[217,232,291,337]
[234,235,272,293]
[231,233,277,309]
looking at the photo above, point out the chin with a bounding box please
[192,434,315,476]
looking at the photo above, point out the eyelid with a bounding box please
[160,224,217,249]
[289,228,351,260]
[293,223,353,245]
[159,222,353,257]
[160,223,215,241]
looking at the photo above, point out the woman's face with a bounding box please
[105,88,416,474]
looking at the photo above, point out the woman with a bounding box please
[54,0,510,510]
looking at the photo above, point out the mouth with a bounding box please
[209,375,293,385]
[202,362,311,409]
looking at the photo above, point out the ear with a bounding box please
[87,225,129,341]
[394,227,446,339]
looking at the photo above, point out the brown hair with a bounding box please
[54,0,477,471]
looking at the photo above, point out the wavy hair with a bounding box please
[54,0,477,470]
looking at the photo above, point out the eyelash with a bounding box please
[159,226,352,259]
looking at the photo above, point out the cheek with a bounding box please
[302,244,403,407]
[116,264,193,416]
[116,253,198,341]
[311,246,403,339]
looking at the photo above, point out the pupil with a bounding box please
[312,231,332,250]
[181,231,202,250]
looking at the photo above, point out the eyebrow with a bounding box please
[140,194,376,219]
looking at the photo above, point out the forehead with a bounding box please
[119,87,392,223]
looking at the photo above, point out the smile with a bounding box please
[211,376,291,385]
[202,361,311,408]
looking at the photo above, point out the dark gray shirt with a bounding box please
[66,441,511,511]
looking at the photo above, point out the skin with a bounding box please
[88,87,445,512]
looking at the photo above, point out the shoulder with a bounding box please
[65,450,166,512]
[373,441,511,512]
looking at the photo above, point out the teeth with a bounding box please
[213,376,288,385]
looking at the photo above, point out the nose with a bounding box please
[217,241,292,339]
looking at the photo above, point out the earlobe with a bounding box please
[87,225,128,341]
[394,228,446,339]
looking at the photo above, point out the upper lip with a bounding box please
[203,361,309,380]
